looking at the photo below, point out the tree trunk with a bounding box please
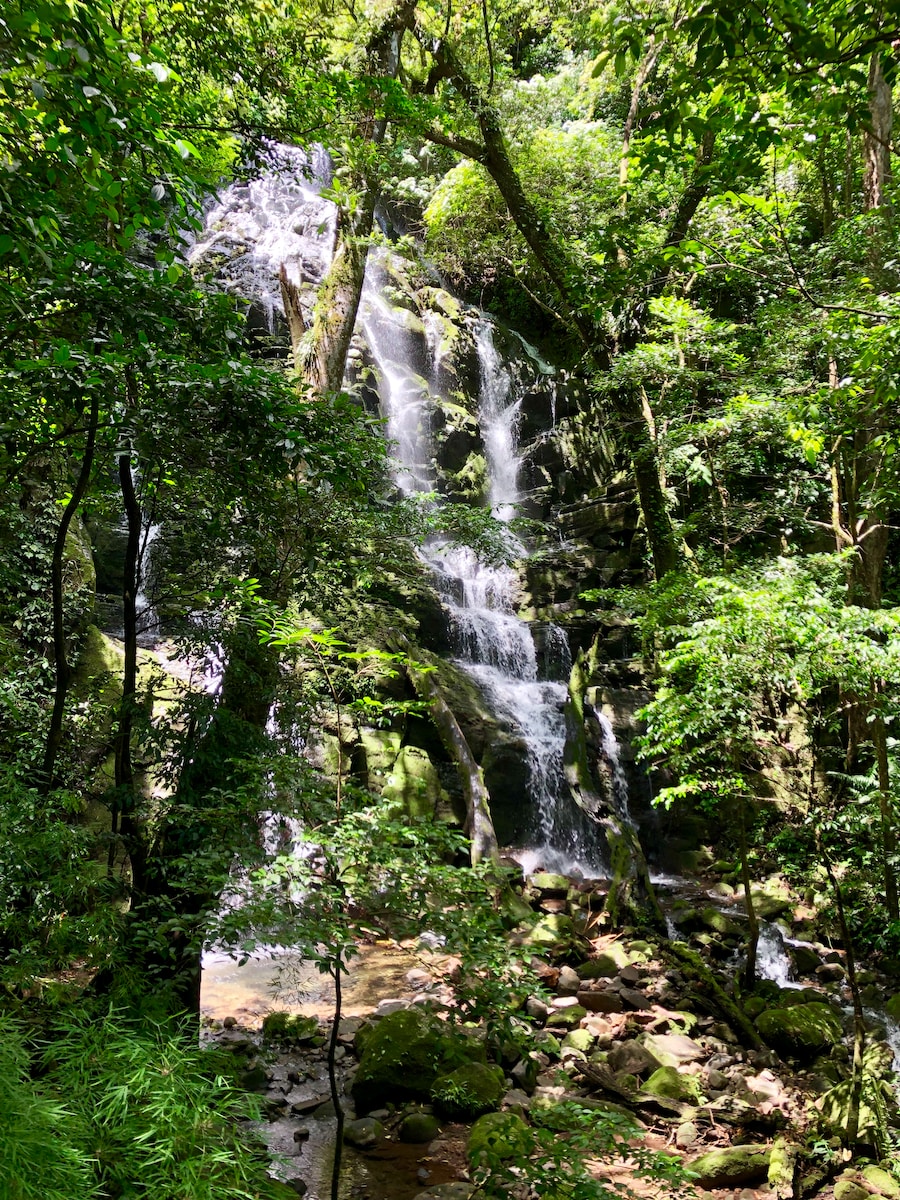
[40,392,100,792]
[863,51,892,212]
[398,637,499,866]
[287,0,419,395]
[422,38,691,580]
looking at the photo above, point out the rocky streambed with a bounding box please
[205,867,900,1200]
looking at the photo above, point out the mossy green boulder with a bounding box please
[689,1146,771,1187]
[862,1165,900,1198]
[640,1066,702,1103]
[522,913,577,958]
[352,1008,483,1111]
[399,1111,440,1143]
[466,1112,533,1165]
[431,1063,506,1119]
[546,1005,587,1031]
[755,1003,843,1061]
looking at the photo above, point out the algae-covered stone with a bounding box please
[579,943,632,978]
[466,1112,533,1165]
[562,1028,595,1055]
[700,907,743,937]
[862,1165,900,1198]
[399,1112,440,1144]
[885,993,900,1023]
[689,1146,771,1187]
[358,727,402,790]
[756,1003,843,1061]
[431,1063,505,1119]
[834,1180,871,1200]
[343,1118,384,1149]
[546,1005,586,1031]
[262,1012,319,1043]
[382,745,450,821]
[352,1008,481,1111]
[641,1066,702,1103]
[529,872,570,897]
[523,913,577,959]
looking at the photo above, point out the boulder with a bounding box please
[642,1033,705,1067]
[579,944,632,978]
[862,1165,900,1198]
[755,1003,843,1062]
[399,1112,441,1143]
[522,913,578,959]
[343,1118,384,1149]
[382,745,450,821]
[834,1181,871,1200]
[641,1066,702,1103]
[577,990,623,1014]
[689,1146,771,1188]
[431,1063,506,1119]
[466,1112,533,1165]
[546,1005,587,1031]
[607,1040,661,1077]
[352,1008,481,1111]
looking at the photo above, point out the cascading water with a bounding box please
[191,148,605,871]
[361,283,603,872]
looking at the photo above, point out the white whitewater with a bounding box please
[363,290,603,873]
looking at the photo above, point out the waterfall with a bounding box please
[190,149,605,873]
[363,280,603,873]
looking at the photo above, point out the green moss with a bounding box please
[755,1003,843,1061]
[466,1112,533,1165]
[352,1008,483,1112]
[689,1146,771,1187]
[431,1062,505,1119]
[382,745,449,821]
[640,1066,702,1103]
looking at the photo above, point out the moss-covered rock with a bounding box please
[343,1117,384,1149]
[545,1005,586,1031]
[689,1146,771,1187]
[399,1111,441,1144]
[640,1066,702,1103]
[834,1180,871,1200]
[578,942,632,978]
[755,1003,843,1061]
[699,907,743,937]
[522,913,577,959]
[861,1165,900,1198]
[382,745,450,821]
[431,1062,505,1119]
[358,727,402,791]
[352,1008,482,1111]
[261,1012,319,1043]
[466,1112,533,1166]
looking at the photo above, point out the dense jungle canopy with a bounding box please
[2,0,900,1196]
